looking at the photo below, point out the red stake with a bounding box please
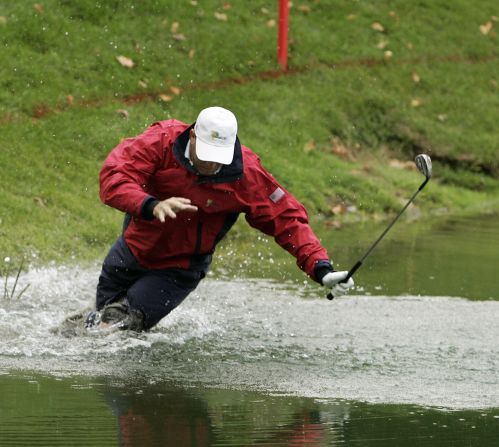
[277,0,289,71]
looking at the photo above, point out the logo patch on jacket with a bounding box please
[269,187,285,203]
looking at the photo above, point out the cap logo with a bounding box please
[210,130,227,143]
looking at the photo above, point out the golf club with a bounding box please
[327,154,432,300]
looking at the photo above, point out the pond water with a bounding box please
[0,212,498,446]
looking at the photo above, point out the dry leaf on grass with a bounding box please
[331,203,347,215]
[116,55,135,68]
[303,140,316,154]
[411,72,421,83]
[267,19,276,28]
[214,12,228,21]
[389,159,417,170]
[377,39,389,49]
[34,3,44,14]
[171,22,179,33]
[479,21,493,35]
[34,197,48,207]
[117,109,129,119]
[159,94,174,102]
[330,138,355,161]
[371,22,385,32]
[298,5,311,14]
[411,98,422,107]
[170,86,182,95]
[325,220,342,229]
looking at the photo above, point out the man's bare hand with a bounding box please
[153,197,198,222]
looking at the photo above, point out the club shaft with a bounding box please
[351,177,429,273]
[326,176,429,300]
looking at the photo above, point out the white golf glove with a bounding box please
[322,271,355,298]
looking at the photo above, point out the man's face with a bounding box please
[189,129,222,176]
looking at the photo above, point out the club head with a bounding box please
[415,154,432,179]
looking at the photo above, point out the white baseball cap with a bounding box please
[194,106,237,165]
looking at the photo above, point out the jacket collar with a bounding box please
[173,124,244,184]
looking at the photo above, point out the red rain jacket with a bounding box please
[100,120,329,281]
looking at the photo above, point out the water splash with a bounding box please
[1,266,498,409]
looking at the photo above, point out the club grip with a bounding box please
[326,261,362,300]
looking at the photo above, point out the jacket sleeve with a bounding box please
[244,162,330,282]
[99,125,165,217]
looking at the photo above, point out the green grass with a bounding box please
[0,0,498,265]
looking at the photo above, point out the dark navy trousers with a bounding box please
[96,236,204,330]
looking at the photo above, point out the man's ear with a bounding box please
[189,128,196,141]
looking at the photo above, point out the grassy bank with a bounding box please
[0,0,498,265]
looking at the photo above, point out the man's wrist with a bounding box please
[141,197,160,220]
[314,260,335,285]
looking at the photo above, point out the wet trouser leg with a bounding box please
[96,236,203,330]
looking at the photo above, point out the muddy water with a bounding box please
[1,213,498,446]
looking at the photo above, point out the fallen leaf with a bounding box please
[437,114,447,122]
[325,220,342,229]
[0,16,7,25]
[171,22,179,33]
[346,14,356,21]
[190,0,198,5]
[377,39,389,49]
[480,21,493,35]
[371,22,385,32]
[33,197,47,207]
[117,109,129,119]
[188,49,195,59]
[492,16,498,22]
[116,55,134,68]
[170,86,181,95]
[383,50,393,61]
[411,72,421,83]
[223,3,232,9]
[214,12,228,21]
[66,94,74,105]
[303,140,316,154]
[388,11,399,21]
[389,159,417,170]
[406,42,414,50]
[266,19,276,28]
[172,33,186,41]
[330,138,355,161]
[298,5,311,14]
[138,80,148,88]
[411,98,422,107]
[159,94,173,102]
[34,3,44,14]
[331,203,347,215]
[261,8,269,14]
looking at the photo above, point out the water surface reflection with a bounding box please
[1,373,498,446]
